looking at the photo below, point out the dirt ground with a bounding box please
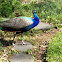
[34,28,59,62]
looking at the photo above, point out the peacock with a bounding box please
[0,10,40,45]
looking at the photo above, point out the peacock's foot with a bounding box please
[22,42,26,45]
[12,43,15,46]
[12,40,16,46]
[18,40,27,45]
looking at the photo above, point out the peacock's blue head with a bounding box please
[33,10,36,14]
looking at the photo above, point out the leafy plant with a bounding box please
[0,0,22,17]
[46,32,62,62]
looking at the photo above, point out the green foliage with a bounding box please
[0,0,22,17]
[0,42,3,46]
[0,2,13,17]
[24,49,31,54]
[46,32,62,62]
[0,46,4,50]
[8,50,16,55]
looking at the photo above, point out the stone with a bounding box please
[34,22,51,30]
[9,53,34,62]
[13,41,33,52]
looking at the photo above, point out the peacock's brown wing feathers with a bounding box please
[0,17,33,29]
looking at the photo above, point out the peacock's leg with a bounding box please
[21,33,26,45]
[12,34,16,46]
[1,33,4,39]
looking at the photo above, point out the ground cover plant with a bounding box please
[46,32,62,62]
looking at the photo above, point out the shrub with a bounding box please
[0,0,22,17]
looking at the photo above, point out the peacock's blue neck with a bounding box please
[26,13,40,30]
[32,13,40,28]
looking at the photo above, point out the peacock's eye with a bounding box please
[33,10,36,13]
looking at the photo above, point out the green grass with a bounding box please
[0,58,1,62]
[46,32,62,62]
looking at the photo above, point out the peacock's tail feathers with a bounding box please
[0,18,9,23]
[0,27,3,29]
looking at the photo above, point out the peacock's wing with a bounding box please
[0,17,33,29]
